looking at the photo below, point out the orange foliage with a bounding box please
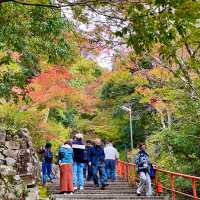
[69,89,99,113]
[28,67,73,104]
[42,132,58,141]
[7,50,22,62]
[135,86,151,96]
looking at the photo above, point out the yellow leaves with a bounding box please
[135,86,151,96]
[133,72,149,85]
[0,63,21,74]
[148,66,172,81]
[69,90,99,113]
[135,86,175,113]
[108,70,133,83]
[151,100,168,111]
[0,50,22,74]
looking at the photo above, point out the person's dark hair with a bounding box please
[102,140,106,145]
[138,143,145,149]
[73,135,76,140]
[64,140,72,146]
[108,140,113,144]
[86,140,92,144]
[90,141,95,146]
[77,137,82,141]
[45,142,52,149]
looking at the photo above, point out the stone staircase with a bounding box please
[48,179,169,200]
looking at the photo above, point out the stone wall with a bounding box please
[0,128,39,200]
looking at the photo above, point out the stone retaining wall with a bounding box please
[0,128,39,200]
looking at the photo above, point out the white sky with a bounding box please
[60,6,122,70]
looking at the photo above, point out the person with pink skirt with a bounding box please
[58,141,74,194]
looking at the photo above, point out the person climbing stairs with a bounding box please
[48,178,169,200]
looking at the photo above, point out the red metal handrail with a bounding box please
[117,160,200,200]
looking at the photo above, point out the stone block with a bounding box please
[5,133,12,141]
[0,152,5,160]
[27,162,33,173]
[4,192,16,200]
[0,146,6,152]
[3,149,19,158]
[6,157,16,166]
[0,152,5,164]
[0,160,5,165]
[18,128,30,139]
[5,141,20,150]
[13,175,21,184]
[0,185,6,199]
[0,128,6,145]
[20,140,28,149]
[0,165,16,176]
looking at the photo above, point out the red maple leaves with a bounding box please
[28,67,73,104]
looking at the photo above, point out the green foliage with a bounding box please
[49,107,77,128]
[44,120,71,153]
[0,103,42,132]
[101,71,135,100]
[70,56,102,88]
[0,3,75,67]
[118,0,200,57]
[38,185,48,198]
[0,3,200,198]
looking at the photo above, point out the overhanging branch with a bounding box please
[0,0,112,8]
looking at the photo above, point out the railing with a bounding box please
[117,160,200,200]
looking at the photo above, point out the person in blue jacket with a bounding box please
[88,138,108,190]
[58,141,74,194]
[39,142,53,185]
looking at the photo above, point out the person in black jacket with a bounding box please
[72,133,85,191]
[85,140,93,181]
[88,138,108,190]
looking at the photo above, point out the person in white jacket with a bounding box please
[104,141,119,181]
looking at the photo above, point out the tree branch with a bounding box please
[192,43,200,58]
[0,0,112,8]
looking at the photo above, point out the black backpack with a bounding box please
[44,150,53,163]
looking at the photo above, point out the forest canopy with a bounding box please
[0,0,200,184]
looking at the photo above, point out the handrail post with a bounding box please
[170,174,176,200]
[127,163,130,182]
[154,170,158,196]
[192,179,198,200]
[133,164,136,184]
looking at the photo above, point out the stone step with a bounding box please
[49,184,131,189]
[49,189,137,194]
[52,194,167,198]
[53,198,168,200]
[48,178,169,200]
[52,194,168,200]
[49,182,130,187]
[49,187,133,193]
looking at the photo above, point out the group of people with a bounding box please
[40,134,154,196]
[40,133,119,194]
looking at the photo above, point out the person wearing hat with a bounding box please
[72,133,86,191]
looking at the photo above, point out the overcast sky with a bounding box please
[60,6,122,70]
